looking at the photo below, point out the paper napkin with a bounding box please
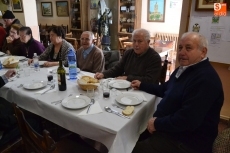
[78,101,103,115]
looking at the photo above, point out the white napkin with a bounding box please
[35,86,57,94]
[122,91,147,102]
[78,101,103,115]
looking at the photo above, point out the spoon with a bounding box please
[41,84,55,95]
[104,106,130,119]
[87,99,95,114]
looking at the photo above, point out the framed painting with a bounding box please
[90,0,99,9]
[41,2,53,16]
[12,0,23,12]
[147,0,166,22]
[195,0,224,11]
[56,1,69,16]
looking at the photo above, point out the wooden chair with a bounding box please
[118,36,129,56]
[0,138,23,153]
[65,37,78,50]
[13,104,100,153]
[65,32,72,38]
[158,54,171,84]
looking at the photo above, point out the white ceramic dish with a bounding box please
[115,93,143,106]
[23,80,47,90]
[0,52,5,56]
[109,80,131,89]
[39,61,47,66]
[62,95,90,109]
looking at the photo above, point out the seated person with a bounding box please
[131,32,224,153]
[77,31,105,73]
[2,24,23,55]
[19,26,45,58]
[95,28,161,83]
[28,25,75,67]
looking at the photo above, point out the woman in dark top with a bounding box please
[28,25,74,67]
[19,26,45,58]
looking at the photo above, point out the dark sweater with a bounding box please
[103,47,161,83]
[2,38,23,55]
[140,58,224,153]
[20,38,45,58]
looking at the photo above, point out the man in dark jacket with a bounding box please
[131,32,224,153]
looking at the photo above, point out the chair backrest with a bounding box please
[158,54,170,84]
[13,104,56,153]
[65,37,78,50]
[118,36,129,49]
[65,32,73,38]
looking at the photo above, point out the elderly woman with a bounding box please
[28,25,75,67]
[19,26,45,58]
[2,24,23,55]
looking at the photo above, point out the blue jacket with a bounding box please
[140,58,224,153]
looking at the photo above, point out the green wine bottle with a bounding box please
[57,57,66,91]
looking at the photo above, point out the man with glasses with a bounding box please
[76,31,105,73]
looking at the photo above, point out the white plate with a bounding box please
[0,52,5,56]
[39,61,47,66]
[62,95,90,109]
[23,81,47,90]
[116,93,143,106]
[109,80,131,89]
[65,68,80,74]
[14,56,26,61]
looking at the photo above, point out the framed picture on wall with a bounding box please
[12,0,23,12]
[195,0,224,11]
[56,1,69,16]
[41,2,53,16]
[147,0,166,22]
[90,0,99,9]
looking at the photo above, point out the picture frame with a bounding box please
[41,2,53,16]
[195,0,224,11]
[56,1,69,17]
[90,0,99,9]
[12,0,23,12]
[147,0,166,22]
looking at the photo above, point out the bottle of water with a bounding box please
[33,53,39,71]
[67,48,77,79]
[0,61,2,70]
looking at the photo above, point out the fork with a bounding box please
[41,84,55,95]
[86,99,95,114]
[51,94,72,105]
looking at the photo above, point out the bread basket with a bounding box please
[77,79,98,91]
[3,61,19,68]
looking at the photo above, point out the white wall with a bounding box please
[141,0,182,36]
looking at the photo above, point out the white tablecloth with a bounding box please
[0,66,156,153]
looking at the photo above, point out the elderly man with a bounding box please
[131,32,224,153]
[77,31,105,73]
[95,28,161,83]
[2,10,21,37]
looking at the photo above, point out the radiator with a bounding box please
[155,33,179,51]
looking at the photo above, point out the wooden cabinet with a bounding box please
[118,0,142,36]
[69,0,88,41]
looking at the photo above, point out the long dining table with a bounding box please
[0,63,157,153]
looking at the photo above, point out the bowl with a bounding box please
[77,79,98,91]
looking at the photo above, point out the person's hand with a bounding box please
[6,50,11,55]
[116,76,127,80]
[94,72,104,79]
[147,117,157,134]
[131,80,141,90]
[4,70,16,79]
[28,59,33,65]
[43,62,52,67]
[6,36,13,43]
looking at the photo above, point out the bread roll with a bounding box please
[122,106,134,116]
[81,76,99,83]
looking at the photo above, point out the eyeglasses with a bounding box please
[80,38,91,41]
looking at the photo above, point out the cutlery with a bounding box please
[112,103,125,110]
[87,99,95,114]
[17,84,23,88]
[104,106,130,119]
[51,94,72,105]
[41,84,55,95]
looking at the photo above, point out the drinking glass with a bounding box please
[87,88,95,99]
[102,81,110,99]
[47,69,54,84]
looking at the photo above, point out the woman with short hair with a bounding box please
[19,26,45,58]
